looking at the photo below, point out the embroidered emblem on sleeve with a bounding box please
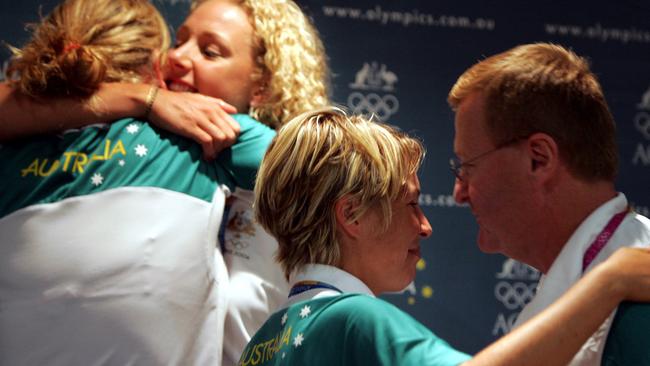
[227,210,256,236]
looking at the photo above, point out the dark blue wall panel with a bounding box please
[3,0,649,356]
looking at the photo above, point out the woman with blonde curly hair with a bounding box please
[186,0,329,130]
[1,0,329,365]
[161,2,330,364]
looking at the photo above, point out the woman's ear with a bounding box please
[334,196,361,239]
[145,49,167,88]
[250,73,269,107]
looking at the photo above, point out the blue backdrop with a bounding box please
[2,0,649,355]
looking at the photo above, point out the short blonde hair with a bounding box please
[8,0,170,98]
[255,107,425,279]
[192,0,330,129]
[448,43,617,182]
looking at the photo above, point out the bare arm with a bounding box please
[466,247,650,366]
[0,82,148,139]
[0,82,240,159]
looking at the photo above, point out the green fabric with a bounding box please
[239,294,470,366]
[602,302,650,366]
[0,114,274,218]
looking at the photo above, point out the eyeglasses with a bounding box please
[449,137,525,181]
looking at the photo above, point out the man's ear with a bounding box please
[525,132,559,179]
[335,195,361,239]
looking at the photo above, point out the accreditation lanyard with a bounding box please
[582,207,630,272]
[288,281,343,298]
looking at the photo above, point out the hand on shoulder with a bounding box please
[147,88,241,160]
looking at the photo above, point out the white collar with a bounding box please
[281,264,374,308]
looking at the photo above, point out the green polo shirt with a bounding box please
[0,114,275,218]
[239,293,470,366]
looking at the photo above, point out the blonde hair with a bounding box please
[448,43,617,182]
[255,107,424,279]
[8,0,170,98]
[192,0,330,129]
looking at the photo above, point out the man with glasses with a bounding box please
[447,43,650,365]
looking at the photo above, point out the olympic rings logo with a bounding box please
[635,112,650,140]
[347,92,399,121]
[494,281,537,310]
[225,235,250,251]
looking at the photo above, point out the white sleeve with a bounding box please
[220,188,289,366]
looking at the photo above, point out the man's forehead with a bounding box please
[453,93,491,153]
